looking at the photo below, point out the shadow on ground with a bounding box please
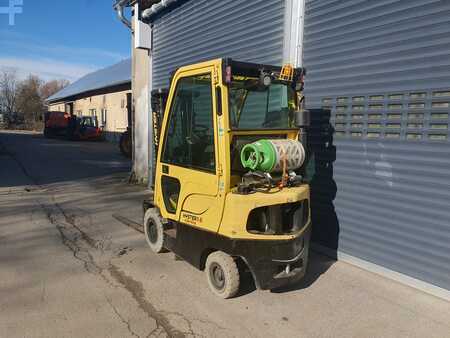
[0,131,130,188]
[1,130,339,299]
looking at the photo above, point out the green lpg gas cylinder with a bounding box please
[240,139,277,172]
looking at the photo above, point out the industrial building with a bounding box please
[114,0,450,300]
[47,59,132,142]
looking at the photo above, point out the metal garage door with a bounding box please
[303,0,450,291]
[151,0,286,89]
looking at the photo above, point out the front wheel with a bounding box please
[205,251,240,299]
[143,208,166,253]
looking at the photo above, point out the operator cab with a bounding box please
[79,116,99,128]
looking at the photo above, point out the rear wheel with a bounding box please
[119,130,132,158]
[205,251,240,299]
[144,208,166,253]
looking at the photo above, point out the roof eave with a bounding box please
[46,80,132,104]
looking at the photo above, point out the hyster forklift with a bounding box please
[144,58,311,298]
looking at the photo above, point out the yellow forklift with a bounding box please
[144,58,311,298]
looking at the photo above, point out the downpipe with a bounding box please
[113,0,132,29]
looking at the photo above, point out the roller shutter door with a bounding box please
[303,0,450,291]
[152,0,285,89]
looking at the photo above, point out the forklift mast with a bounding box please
[151,88,169,187]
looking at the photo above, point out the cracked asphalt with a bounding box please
[1,130,450,338]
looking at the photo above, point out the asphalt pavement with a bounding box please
[1,130,449,338]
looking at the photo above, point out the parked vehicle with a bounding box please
[72,116,103,141]
[44,111,103,141]
[119,127,132,158]
[119,93,133,158]
[44,111,69,138]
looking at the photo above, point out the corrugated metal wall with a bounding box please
[303,0,450,290]
[151,0,285,89]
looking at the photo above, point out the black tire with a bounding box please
[43,128,52,138]
[143,208,166,253]
[205,251,240,299]
[119,130,132,158]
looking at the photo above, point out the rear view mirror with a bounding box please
[296,109,310,128]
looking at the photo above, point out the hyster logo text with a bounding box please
[183,213,203,225]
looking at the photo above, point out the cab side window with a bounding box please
[162,74,215,172]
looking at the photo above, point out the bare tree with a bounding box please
[1,72,70,129]
[0,69,18,116]
[16,75,45,125]
[40,79,70,100]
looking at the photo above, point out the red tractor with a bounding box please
[44,111,103,141]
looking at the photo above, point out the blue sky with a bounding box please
[0,0,131,82]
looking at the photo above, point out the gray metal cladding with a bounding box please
[303,0,450,290]
[152,0,285,89]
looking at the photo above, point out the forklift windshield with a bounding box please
[229,78,297,130]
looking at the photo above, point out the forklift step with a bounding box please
[164,228,177,239]
[163,227,177,252]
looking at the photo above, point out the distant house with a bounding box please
[47,59,131,143]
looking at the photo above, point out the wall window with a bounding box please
[121,98,125,108]
[89,109,97,117]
